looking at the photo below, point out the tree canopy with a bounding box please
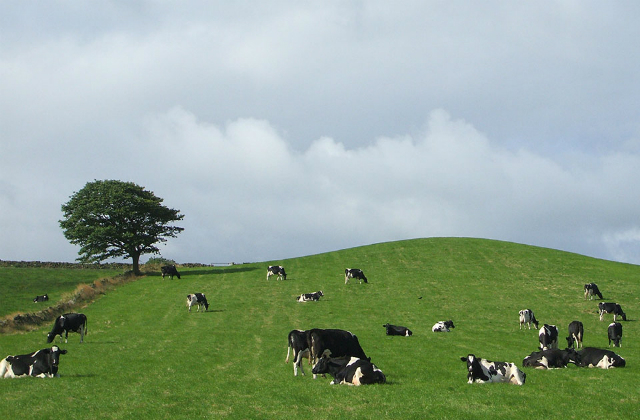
[60,180,184,275]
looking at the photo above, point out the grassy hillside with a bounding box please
[0,238,638,419]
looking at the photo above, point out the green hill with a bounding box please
[1,238,638,419]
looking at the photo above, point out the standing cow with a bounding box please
[267,266,287,281]
[598,302,627,322]
[566,321,584,349]
[0,346,67,378]
[186,293,209,312]
[161,265,181,279]
[47,313,87,344]
[584,283,603,300]
[285,330,310,376]
[344,268,368,284]
[608,322,623,347]
[519,309,539,330]
[539,324,559,350]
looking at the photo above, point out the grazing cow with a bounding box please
[608,322,623,347]
[0,346,67,378]
[47,313,87,344]
[285,330,310,376]
[566,321,584,349]
[312,356,386,386]
[584,283,603,300]
[539,324,559,350]
[344,268,368,284]
[577,347,625,369]
[267,265,287,281]
[432,320,455,332]
[297,291,324,302]
[598,302,627,321]
[460,354,526,385]
[383,323,412,336]
[33,294,49,303]
[307,329,369,378]
[522,348,581,369]
[161,265,181,279]
[186,293,209,312]
[519,309,539,330]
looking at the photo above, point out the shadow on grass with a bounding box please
[145,266,260,278]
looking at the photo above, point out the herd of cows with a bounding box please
[0,265,630,386]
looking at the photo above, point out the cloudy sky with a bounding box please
[2,1,640,266]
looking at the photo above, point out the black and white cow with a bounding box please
[33,294,49,303]
[522,348,581,369]
[186,293,209,312]
[297,291,323,302]
[161,265,181,279]
[344,268,368,284]
[432,320,455,332]
[584,283,603,300]
[267,265,287,281]
[460,354,526,385]
[577,347,626,369]
[311,356,386,386]
[307,329,369,377]
[608,322,623,347]
[598,302,627,321]
[285,329,310,376]
[519,309,539,330]
[0,346,67,378]
[539,324,559,350]
[383,323,412,336]
[47,313,87,344]
[566,321,584,349]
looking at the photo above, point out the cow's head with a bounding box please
[564,348,581,365]
[312,356,331,375]
[507,364,526,385]
[48,346,68,376]
[445,320,455,329]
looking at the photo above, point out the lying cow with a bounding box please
[267,265,287,281]
[344,268,368,284]
[307,328,370,377]
[599,302,627,321]
[0,346,67,378]
[608,322,623,347]
[297,291,323,302]
[285,330,310,376]
[312,356,386,386]
[566,321,584,349]
[186,293,209,312]
[161,265,181,279]
[47,313,87,344]
[522,348,581,369]
[33,294,49,303]
[539,324,559,350]
[383,323,412,336]
[519,309,539,330]
[432,320,455,332]
[584,283,603,300]
[577,347,625,369]
[460,354,526,385]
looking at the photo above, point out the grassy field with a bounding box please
[0,238,639,419]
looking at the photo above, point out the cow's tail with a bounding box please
[285,334,292,363]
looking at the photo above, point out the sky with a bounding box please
[2,1,640,266]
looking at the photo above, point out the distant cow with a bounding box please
[383,323,412,336]
[307,329,369,377]
[47,313,87,344]
[608,322,623,347]
[285,329,310,376]
[0,346,67,378]
[522,348,581,369]
[161,265,181,279]
[577,347,625,369]
[584,283,603,300]
[297,291,323,302]
[519,309,539,330]
[33,294,49,303]
[312,356,386,386]
[186,293,209,312]
[344,268,368,284]
[598,302,627,321]
[267,266,287,281]
[566,321,584,349]
[432,320,455,332]
[460,354,526,385]
[539,324,559,350]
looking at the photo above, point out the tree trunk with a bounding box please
[131,251,142,276]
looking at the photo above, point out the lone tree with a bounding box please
[60,180,184,275]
